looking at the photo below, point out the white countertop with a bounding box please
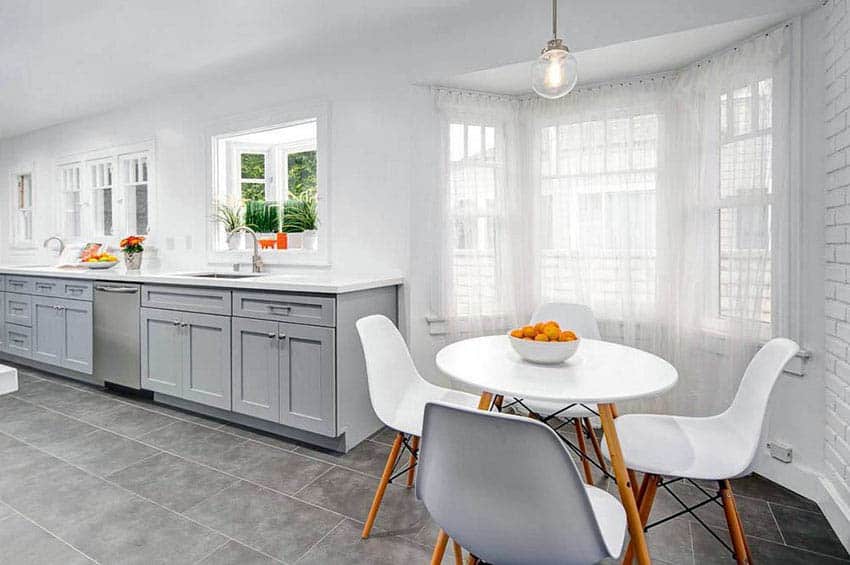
[0,265,404,294]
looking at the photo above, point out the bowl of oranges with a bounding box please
[81,252,119,269]
[508,321,580,364]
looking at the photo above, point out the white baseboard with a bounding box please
[820,475,850,550]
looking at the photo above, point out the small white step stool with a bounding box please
[0,365,18,395]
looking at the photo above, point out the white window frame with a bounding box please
[57,162,83,240]
[9,165,36,249]
[88,156,116,238]
[118,150,153,235]
[206,102,330,266]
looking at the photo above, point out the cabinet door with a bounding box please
[182,312,231,410]
[32,297,64,366]
[0,291,6,351]
[141,308,184,396]
[62,299,93,374]
[279,322,336,436]
[232,318,280,422]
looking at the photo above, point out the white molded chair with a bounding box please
[417,402,626,565]
[520,303,607,483]
[355,314,480,540]
[605,337,799,564]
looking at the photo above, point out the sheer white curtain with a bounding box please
[432,26,792,415]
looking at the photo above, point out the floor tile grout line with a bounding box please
[0,492,102,564]
[102,449,166,478]
[6,394,377,528]
[698,519,850,562]
[191,538,235,565]
[0,426,294,565]
[179,478,244,516]
[766,501,788,546]
[291,464,339,497]
[292,517,347,564]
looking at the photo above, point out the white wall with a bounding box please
[0,64,415,283]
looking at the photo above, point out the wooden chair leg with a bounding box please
[719,480,750,564]
[736,504,754,564]
[361,432,404,539]
[406,435,420,488]
[452,540,463,564]
[431,529,449,565]
[582,418,608,475]
[467,556,480,565]
[623,473,659,565]
[573,419,594,484]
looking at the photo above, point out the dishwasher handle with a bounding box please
[95,285,140,294]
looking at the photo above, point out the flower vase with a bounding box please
[124,252,143,271]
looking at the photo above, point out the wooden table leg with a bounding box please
[598,403,652,565]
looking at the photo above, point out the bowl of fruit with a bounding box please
[81,252,119,269]
[508,321,580,364]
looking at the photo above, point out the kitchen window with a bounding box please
[11,171,34,246]
[59,162,82,238]
[210,114,325,263]
[119,151,151,234]
[90,158,115,237]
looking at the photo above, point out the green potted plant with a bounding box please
[212,201,245,250]
[245,201,282,247]
[282,194,318,250]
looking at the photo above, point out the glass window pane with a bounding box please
[732,85,752,136]
[94,188,113,236]
[241,182,265,201]
[134,184,149,234]
[467,125,482,158]
[241,153,265,180]
[719,205,771,323]
[287,150,317,199]
[449,123,465,162]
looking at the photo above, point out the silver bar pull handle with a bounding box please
[96,286,139,294]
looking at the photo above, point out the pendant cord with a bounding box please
[552,0,557,38]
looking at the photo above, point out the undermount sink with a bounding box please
[183,273,264,279]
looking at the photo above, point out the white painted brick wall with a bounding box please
[826,0,850,509]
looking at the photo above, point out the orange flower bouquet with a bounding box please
[119,235,146,271]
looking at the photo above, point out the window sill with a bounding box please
[208,248,330,268]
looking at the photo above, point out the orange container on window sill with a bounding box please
[259,238,276,249]
[276,232,288,250]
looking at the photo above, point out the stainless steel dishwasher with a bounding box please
[94,283,141,389]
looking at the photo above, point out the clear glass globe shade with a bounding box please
[531,48,578,99]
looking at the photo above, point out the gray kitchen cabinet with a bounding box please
[141,308,184,397]
[4,324,32,358]
[280,322,336,436]
[5,293,32,326]
[182,311,231,410]
[0,290,5,351]
[141,307,231,410]
[232,317,280,421]
[31,296,93,374]
[32,297,64,366]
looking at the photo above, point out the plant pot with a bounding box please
[124,252,143,271]
[227,231,245,251]
[303,230,318,251]
[287,232,304,249]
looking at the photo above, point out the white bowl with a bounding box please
[508,333,581,364]
[82,261,119,270]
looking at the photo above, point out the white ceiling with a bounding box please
[0,0,820,139]
[435,14,792,95]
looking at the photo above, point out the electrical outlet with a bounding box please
[767,441,793,463]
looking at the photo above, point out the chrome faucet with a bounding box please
[43,236,65,255]
[228,226,264,273]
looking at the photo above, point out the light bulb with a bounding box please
[532,41,578,99]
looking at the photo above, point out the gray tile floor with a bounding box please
[0,364,846,564]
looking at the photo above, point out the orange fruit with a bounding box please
[534,333,549,342]
[510,329,524,338]
[545,320,561,330]
[534,322,546,334]
[522,326,536,338]
[543,325,560,340]
[560,330,578,342]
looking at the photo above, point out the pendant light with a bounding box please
[531,0,578,99]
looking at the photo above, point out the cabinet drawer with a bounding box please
[0,275,4,292]
[5,293,32,326]
[36,278,93,301]
[4,323,32,358]
[142,285,232,315]
[233,291,335,327]
[4,276,34,294]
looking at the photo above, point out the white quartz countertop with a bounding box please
[0,265,404,294]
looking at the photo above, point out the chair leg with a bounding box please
[406,435,420,488]
[361,432,404,539]
[736,504,754,564]
[467,556,480,565]
[623,474,659,565]
[583,418,608,475]
[452,540,463,564]
[573,419,594,484]
[719,480,750,564]
[431,529,449,565]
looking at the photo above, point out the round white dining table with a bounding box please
[434,336,679,565]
